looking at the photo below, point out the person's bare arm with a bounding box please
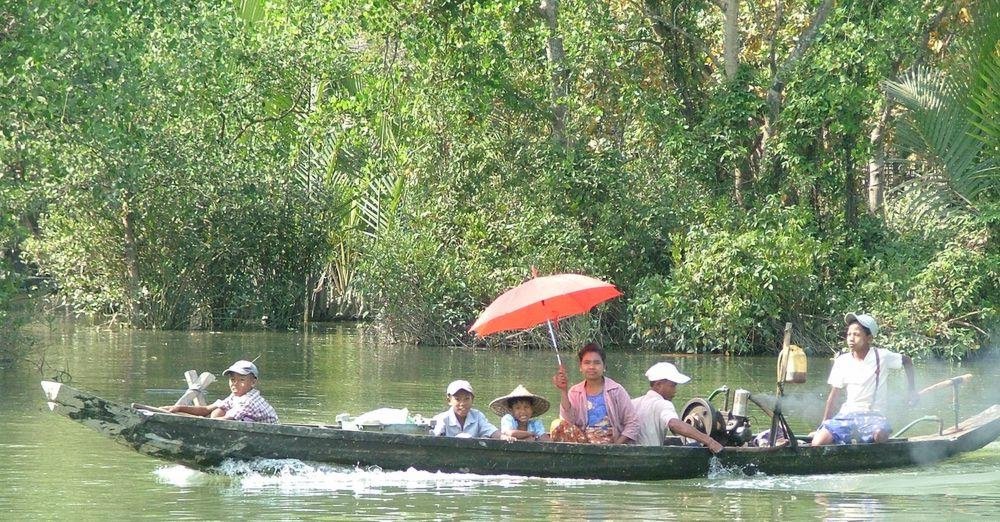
[552,365,572,415]
[503,428,536,439]
[820,386,842,422]
[162,404,218,416]
[667,418,724,453]
[613,434,634,444]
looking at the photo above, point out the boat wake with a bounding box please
[153,458,623,493]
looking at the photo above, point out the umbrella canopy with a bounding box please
[469,273,622,338]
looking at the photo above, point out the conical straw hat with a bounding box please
[488,384,550,418]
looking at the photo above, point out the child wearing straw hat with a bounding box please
[490,385,551,442]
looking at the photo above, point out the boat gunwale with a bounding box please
[41,381,1000,479]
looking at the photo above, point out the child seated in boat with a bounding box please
[489,385,551,442]
[162,360,278,423]
[431,380,501,439]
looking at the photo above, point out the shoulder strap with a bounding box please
[872,348,881,405]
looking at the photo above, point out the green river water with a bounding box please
[2,322,998,520]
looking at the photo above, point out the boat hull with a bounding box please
[41,381,1000,481]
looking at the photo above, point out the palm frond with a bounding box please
[962,0,999,198]
[884,64,989,212]
[234,0,266,26]
[966,0,999,152]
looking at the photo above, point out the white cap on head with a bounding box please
[845,313,879,337]
[446,379,474,396]
[223,360,259,378]
[645,362,690,384]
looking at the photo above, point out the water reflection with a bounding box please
[814,493,883,521]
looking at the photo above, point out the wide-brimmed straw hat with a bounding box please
[489,385,550,418]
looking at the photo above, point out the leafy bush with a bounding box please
[629,203,832,354]
[356,125,622,345]
[849,216,998,360]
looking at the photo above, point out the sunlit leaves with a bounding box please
[885,65,991,214]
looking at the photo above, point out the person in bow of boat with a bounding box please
[489,385,552,442]
[550,342,640,444]
[810,313,917,446]
[432,380,503,439]
[631,362,724,452]
[161,360,279,423]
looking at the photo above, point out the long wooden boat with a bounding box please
[41,380,1000,481]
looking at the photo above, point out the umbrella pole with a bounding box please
[546,319,562,366]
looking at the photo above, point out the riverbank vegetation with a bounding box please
[1,0,996,360]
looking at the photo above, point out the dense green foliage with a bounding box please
[3,1,338,329]
[0,257,20,366]
[1,0,996,358]
[630,202,833,353]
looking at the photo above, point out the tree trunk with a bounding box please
[540,0,568,148]
[734,164,749,208]
[723,0,740,80]
[757,0,834,197]
[865,6,951,213]
[866,102,891,214]
[843,132,858,230]
[722,0,743,205]
[120,200,141,327]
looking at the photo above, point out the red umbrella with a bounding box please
[469,272,622,364]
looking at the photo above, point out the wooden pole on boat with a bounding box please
[769,323,793,447]
[918,374,972,396]
[918,374,972,430]
[132,403,173,414]
[776,322,793,398]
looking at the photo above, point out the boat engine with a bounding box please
[681,388,755,447]
[725,389,754,446]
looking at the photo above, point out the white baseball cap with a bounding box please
[223,360,259,379]
[446,379,474,396]
[845,313,879,337]
[645,362,690,384]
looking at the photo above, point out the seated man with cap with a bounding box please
[811,313,917,445]
[431,379,501,439]
[632,362,723,452]
[163,360,278,423]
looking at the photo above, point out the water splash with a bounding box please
[159,458,628,494]
[153,465,212,487]
[706,455,748,480]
